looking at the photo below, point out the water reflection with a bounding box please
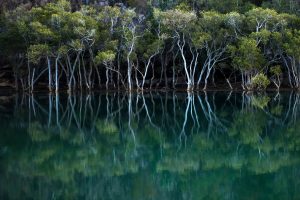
[0,92,300,199]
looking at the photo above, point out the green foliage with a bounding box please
[0,0,300,91]
[57,45,69,56]
[231,37,265,72]
[27,44,50,64]
[175,2,192,11]
[283,29,300,58]
[95,50,116,65]
[250,73,270,90]
[246,8,279,27]
[262,0,300,15]
[30,21,57,41]
[136,30,163,59]
[225,12,244,32]
[270,65,282,76]
[191,31,211,48]
[154,8,196,31]
[200,11,225,31]
[250,29,271,44]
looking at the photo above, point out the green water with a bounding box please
[0,92,299,200]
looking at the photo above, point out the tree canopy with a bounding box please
[0,0,300,91]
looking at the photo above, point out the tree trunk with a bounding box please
[55,56,59,93]
[47,57,52,92]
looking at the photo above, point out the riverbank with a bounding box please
[1,1,300,94]
[0,81,298,94]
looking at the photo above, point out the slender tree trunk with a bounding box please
[31,68,35,93]
[47,57,52,92]
[164,55,168,88]
[226,79,233,90]
[177,34,192,91]
[55,56,59,93]
[127,57,132,91]
[95,66,101,88]
[127,42,134,91]
[106,63,109,90]
[142,54,156,89]
[150,63,155,89]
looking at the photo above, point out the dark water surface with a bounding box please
[0,92,299,200]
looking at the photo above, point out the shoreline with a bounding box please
[0,86,298,95]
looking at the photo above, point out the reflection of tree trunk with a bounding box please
[14,93,19,118]
[242,91,246,111]
[83,94,88,127]
[55,93,61,130]
[128,93,136,148]
[172,92,180,133]
[284,92,293,123]
[291,93,299,123]
[88,94,93,126]
[106,93,110,122]
[191,93,200,131]
[48,94,52,127]
[159,94,166,128]
[179,93,191,148]
[197,92,225,137]
[67,95,81,129]
[91,94,102,134]
[141,94,159,129]
[31,95,36,117]
[28,94,31,125]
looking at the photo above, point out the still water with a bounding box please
[0,92,299,200]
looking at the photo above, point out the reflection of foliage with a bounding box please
[286,121,300,151]
[271,105,283,116]
[229,110,266,145]
[28,121,50,142]
[1,93,300,199]
[96,120,119,134]
[157,153,199,173]
[251,95,270,109]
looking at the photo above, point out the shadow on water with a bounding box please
[0,91,300,199]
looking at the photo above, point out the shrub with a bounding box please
[250,73,270,91]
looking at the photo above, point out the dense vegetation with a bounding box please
[0,0,300,92]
